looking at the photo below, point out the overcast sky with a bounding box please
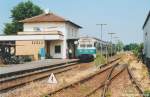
[0,0,150,44]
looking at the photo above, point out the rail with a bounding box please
[44,57,121,97]
[0,62,78,93]
[0,56,121,95]
[127,66,145,97]
[101,64,145,97]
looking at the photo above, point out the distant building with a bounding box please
[143,11,150,66]
[0,12,82,60]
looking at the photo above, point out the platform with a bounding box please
[0,59,78,75]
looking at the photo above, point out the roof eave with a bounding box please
[21,20,82,28]
[143,11,150,29]
[19,20,65,23]
[67,21,82,28]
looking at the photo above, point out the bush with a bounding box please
[46,53,52,59]
[124,43,144,60]
[132,49,139,57]
[94,52,106,67]
[19,56,32,63]
[105,90,112,97]
[144,89,150,97]
[23,56,32,62]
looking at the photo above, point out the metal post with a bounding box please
[111,34,113,57]
[96,24,107,56]
[113,37,120,53]
[101,25,103,56]
[108,33,116,57]
[106,44,108,63]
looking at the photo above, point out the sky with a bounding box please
[0,0,150,44]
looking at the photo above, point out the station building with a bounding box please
[0,12,82,60]
[143,11,150,67]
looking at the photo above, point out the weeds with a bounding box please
[144,89,150,97]
[105,90,112,97]
[94,52,106,67]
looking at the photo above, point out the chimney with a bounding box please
[44,8,50,14]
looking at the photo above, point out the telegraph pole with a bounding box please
[96,24,107,56]
[108,32,116,57]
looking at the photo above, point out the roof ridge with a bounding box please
[20,12,66,22]
[49,12,67,20]
[19,13,45,22]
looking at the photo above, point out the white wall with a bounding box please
[24,22,67,59]
[143,17,150,58]
[50,40,63,58]
[24,22,66,33]
[66,23,79,39]
[23,22,80,59]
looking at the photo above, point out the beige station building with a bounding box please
[0,12,82,60]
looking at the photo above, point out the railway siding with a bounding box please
[0,59,78,78]
[0,56,121,97]
[43,57,121,97]
[100,63,145,97]
[121,52,150,95]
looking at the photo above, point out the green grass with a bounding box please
[94,52,106,67]
[144,89,150,97]
[105,90,112,97]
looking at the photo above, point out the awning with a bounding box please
[0,34,64,41]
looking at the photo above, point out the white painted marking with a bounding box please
[48,73,57,84]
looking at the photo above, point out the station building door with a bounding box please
[45,40,63,59]
[67,39,78,59]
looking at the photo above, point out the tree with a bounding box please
[123,43,144,58]
[123,43,139,51]
[116,40,124,52]
[4,22,22,35]
[4,1,43,35]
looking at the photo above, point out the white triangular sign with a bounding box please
[48,73,57,84]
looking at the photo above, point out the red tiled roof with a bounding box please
[20,13,82,28]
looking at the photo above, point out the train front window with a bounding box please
[80,44,86,48]
[87,44,92,48]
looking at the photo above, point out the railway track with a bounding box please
[127,66,145,97]
[0,61,79,93]
[42,58,121,97]
[83,64,127,97]
[43,59,144,97]
[0,56,120,95]
[0,60,79,78]
[101,64,145,97]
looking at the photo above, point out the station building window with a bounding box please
[32,41,43,44]
[55,45,61,53]
[33,27,41,32]
[145,32,147,37]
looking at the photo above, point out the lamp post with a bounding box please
[105,41,109,63]
[96,24,107,56]
[113,36,120,53]
[108,32,116,57]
